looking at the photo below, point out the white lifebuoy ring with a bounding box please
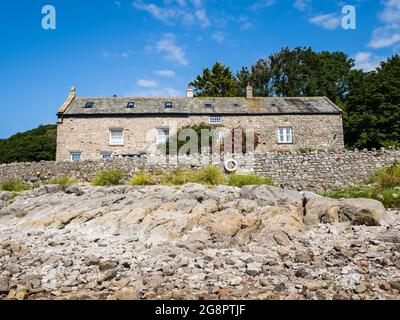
[224,159,238,172]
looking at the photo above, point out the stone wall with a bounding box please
[1,149,399,192]
[56,114,344,161]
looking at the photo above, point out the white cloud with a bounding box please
[212,31,228,43]
[294,0,310,11]
[238,15,254,31]
[154,70,176,78]
[151,34,189,66]
[353,52,383,72]
[378,0,400,24]
[132,0,210,28]
[369,0,400,49]
[102,50,134,59]
[137,79,158,88]
[251,0,277,11]
[309,13,341,30]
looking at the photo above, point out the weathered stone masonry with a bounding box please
[0,149,399,192]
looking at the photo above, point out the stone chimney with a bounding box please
[186,85,194,98]
[246,84,253,99]
[58,86,76,114]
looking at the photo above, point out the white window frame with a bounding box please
[100,152,112,160]
[157,128,170,145]
[209,116,222,125]
[109,129,124,146]
[278,127,293,144]
[70,152,81,161]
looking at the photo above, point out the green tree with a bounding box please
[0,124,57,164]
[344,55,400,149]
[237,47,354,103]
[190,61,240,97]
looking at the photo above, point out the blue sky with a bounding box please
[0,0,399,138]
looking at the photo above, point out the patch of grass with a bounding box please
[324,185,400,209]
[374,187,400,208]
[129,172,154,186]
[228,173,274,188]
[194,166,225,186]
[0,180,29,192]
[324,186,376,199]
[49,176,76,188]
[92,169,124,186]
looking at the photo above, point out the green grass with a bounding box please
[48,176,76,188]
[324,164,400,209]
[129,172,155,186]
[0,180,29,192]
[324,186,376,199]
[228,173,274,188]
[92,169,124,186]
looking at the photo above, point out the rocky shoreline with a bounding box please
[0,184,399,300]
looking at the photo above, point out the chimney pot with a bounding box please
[246,85,253,99]
[186,85,194,98]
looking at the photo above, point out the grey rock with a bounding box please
[0,277,9,294]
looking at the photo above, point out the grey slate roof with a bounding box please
[61,96,342,116]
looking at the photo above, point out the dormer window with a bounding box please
[165,102,173,108]
[127,102,135,108]
[204,103,213,108]
[84,102,94,109]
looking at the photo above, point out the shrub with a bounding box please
[228,173,274,188]
[374,164,400,190]
[194,166,225,185]
[129,172,154,186]
[92,169,124,186]
[1,180,29,192]
[49,176,76,188]
[162,169,193,186]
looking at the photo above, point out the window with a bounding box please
[157,128,170,145]
[233,103,240,107]
[304,101,312,107]
[127,102,135,108]
[204,103,213,108]
[84,102,94,109]
[209,116,222,125]
[110,129,124,145]
[70,152,81,161]
[165,102,173,108]
[217,130,225,140]
[100,152,112,160]
[278,128,293,144]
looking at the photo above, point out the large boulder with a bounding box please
[339,198,387,226]
[241,185,304,207]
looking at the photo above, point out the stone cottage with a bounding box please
[56,86,344,162]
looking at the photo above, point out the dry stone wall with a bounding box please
[0,149,399,192]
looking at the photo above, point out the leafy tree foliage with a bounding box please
[190,61,240,97]
[344,55,400,149]
[237,47,354,103]
[0,125,56,164]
